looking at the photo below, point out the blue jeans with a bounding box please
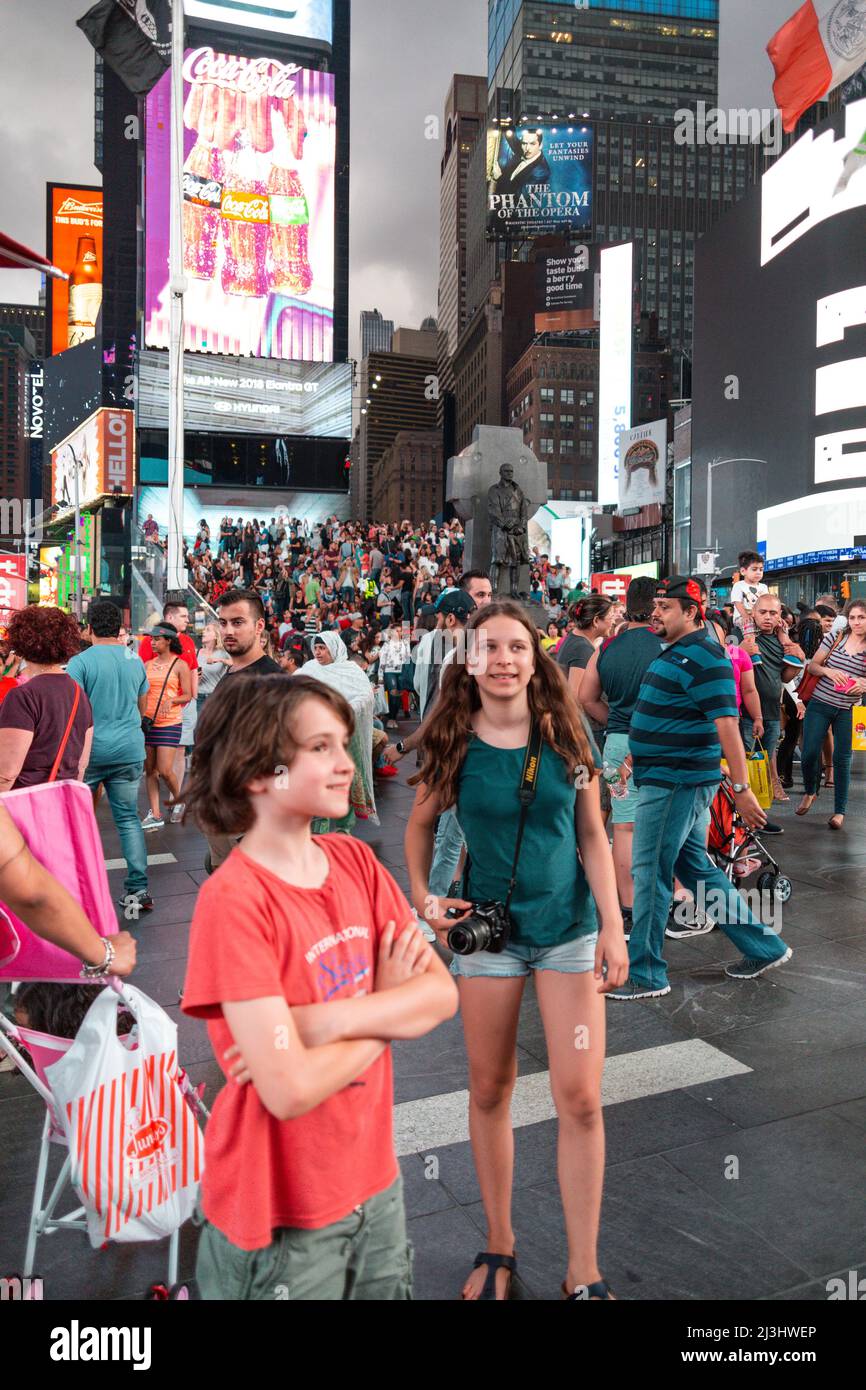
[801,698,853,814]
[741,717,781,759]
[428,809,465,900]
[85,762,148,898]
[629,782,789,990]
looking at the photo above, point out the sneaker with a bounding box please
[725,947,792,979]
[117,892,155,917]
[607,976,672,1001]
[170,802,185,823]
[141,813,165,831]
[665,911,715,940]
[386,719,398,730]
[759,821,783,835]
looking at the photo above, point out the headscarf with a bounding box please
[299,631,377,823]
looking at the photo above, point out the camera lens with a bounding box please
[447,917,491,956]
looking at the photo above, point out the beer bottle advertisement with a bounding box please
[45,185,104,356]
[144,48,335,363]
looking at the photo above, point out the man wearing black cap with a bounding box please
[608,576,792,1000]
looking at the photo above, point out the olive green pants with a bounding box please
[195,1175,412,1300]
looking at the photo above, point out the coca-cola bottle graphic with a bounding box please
[267,114,312,296]
[183,141,224,281]
[220,132,269,297]
[67,236,102,347]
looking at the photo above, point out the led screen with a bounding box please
[137,351,351,436]
[487,124,593,238]
[45,185,104,356]
[145,47,335,361]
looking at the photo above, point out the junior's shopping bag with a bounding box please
[45,984,204,1247]
[853,707,866,752]
[746,744,773,809]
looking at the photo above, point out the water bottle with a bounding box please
[603,760,629,800]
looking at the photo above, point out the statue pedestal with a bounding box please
[446,426,548,588]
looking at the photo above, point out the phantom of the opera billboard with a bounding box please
[487,123,593,237]
[145,47,336,362]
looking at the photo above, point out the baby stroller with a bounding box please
[0,984,208,1300]
[0,779,207,1300]
[708,773,793,904]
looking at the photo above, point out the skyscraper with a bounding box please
[360,308,394,358]
[489,0,719,124]
[484,0,752,358]
[439,76,489,360]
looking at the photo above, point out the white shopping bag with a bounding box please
[46,984,204,1247]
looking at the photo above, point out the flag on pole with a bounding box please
[768,0,866,132]
[77,0,172,98]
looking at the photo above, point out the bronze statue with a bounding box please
[488,462,530,597]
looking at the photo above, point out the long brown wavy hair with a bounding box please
[410,599,597,810]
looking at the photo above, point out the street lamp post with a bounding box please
[66,446,84,622]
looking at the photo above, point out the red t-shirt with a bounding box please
[138,631,197,671]
[182,836,409,1249]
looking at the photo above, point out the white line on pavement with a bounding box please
[392,1039,750,1157]
[104,853,178,871]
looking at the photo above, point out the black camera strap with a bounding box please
[461,722,543,912]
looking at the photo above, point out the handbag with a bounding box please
[141,658,179,736]
[0,781,117,981]
[746,740,773,809]
[49,679,81,782]
[797,633,843,704]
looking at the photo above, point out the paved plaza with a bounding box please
[2,741,866,1302]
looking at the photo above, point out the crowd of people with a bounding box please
[1,520,865,1301]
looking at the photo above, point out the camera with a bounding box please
[446,900,512,956]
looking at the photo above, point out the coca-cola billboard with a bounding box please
[144,47,336,363]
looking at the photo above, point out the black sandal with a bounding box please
[465,1251,517,1301]
[561,1278,616,1300]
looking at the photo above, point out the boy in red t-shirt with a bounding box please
[181,673,457,1299]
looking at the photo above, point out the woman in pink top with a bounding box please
[726,640,763,739]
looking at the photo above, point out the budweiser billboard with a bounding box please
[45,185,104,356]
[144,47,336,362]
[50,408,134,510]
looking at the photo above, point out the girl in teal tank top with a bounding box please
[406,600,629,1302]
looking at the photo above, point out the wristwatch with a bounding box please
[395,741,405,756]
[731,782,749,794]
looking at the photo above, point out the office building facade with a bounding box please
[360,309,395,358]
[356,326,439,521]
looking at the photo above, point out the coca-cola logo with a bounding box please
[125,1118,169,1161]
[221,191,270,223]
[184,171,223,208]
[183,47,301,100]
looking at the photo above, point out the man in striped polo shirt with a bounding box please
[608,576,792,1001]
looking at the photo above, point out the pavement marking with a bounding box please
[105,853,178,871]
[393,1038,750,1157]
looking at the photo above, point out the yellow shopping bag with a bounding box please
[853,706,866,752]
[746,744,773,808]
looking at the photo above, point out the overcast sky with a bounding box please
[0,0,793,359]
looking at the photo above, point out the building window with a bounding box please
[561,388,574,405]
[579,391,595,406]
[539,438,554,456]
[540,387,554,404]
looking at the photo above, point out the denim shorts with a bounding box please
[603,731,640,826]
[449,931,598,979]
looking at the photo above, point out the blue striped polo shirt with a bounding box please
[629,630,738,788]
